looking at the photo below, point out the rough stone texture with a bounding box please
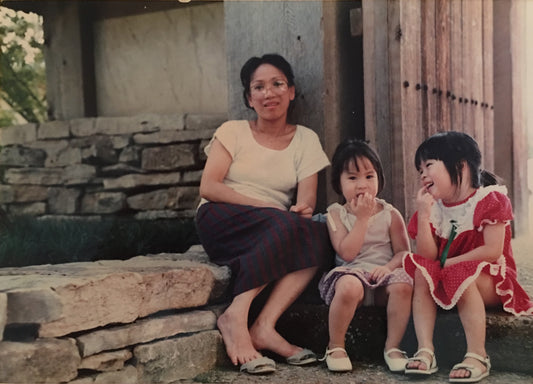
[48,187,81,214]
[135,330,225,383]
[0,123,37,144]
[4,168,64,185]
[69,365,138,384]
[0,338,80,383]
[12,185,50,202]
[133,128,215,145]
[103,173,181,189]
[184,113,226,130]
[127,186,199,211]
[77,310,217,356]
[8,201,46,215]
[81,191,126,214]
[78,349,132,371]
[0,256,229,337]
[141,144,196,171]
[0,145,46,167]
[0,114,219,220]
[0,293,6,341]
[38,119,70,139]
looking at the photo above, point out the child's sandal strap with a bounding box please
[464,352,491,368]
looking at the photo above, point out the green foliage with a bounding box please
[0,215,200,268]
[0,7,47,127]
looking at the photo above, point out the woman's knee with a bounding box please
[335,275,364,303]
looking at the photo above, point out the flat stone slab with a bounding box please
[0,251,230,337]
[0,338,80,383]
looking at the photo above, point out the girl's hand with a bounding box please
[416,187,434,219]
[290,202,313,219]
[369,265,392,282]
[350,192,376,220]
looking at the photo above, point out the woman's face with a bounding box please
[247,64,295,121]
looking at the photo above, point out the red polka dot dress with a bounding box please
[403,185,533,316]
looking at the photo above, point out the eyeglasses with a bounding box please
[250,79,289,96]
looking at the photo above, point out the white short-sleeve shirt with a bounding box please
[200,120,330,210]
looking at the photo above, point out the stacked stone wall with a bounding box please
[0,114,226,220]
[0,245,232,383]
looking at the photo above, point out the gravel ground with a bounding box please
[179,361,533,384]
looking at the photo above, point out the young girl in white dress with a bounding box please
[318,139,413,372]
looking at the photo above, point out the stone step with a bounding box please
[188,361,533,384]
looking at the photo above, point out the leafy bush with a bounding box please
[0,215,199,268]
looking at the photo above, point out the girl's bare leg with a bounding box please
[406,269,437,370]
[327,275,364,358]
[217,285,265,366]
[450,274,499,379]
[383,283,412,358]
[249,267,318,358]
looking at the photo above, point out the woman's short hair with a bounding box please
[240,53,296,110]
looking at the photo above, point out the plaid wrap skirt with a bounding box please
[196,202,333,296]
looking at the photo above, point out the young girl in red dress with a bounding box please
[403,131,533,382]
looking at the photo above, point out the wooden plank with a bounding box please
[421,0,436,136]
[470,0,484,152]
[363,0,393,203]
[482,0,494,171]
[462,0,473,136]
[387,0,406,215]
[399,0,423,219]
[450,0,463,132]
[435,0,451,133]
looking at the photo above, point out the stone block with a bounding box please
[185,113,227,130]
[48,187,81,214]
[70,118,96,137]
[141,144,195,170]
[38,120,70,139]
[33,260,222,337]
[181,170,203,183]
[118,146,141,163]
[69,365,138,384]
[77,310,216,356]
[8,202,46,215]
[133,128,215,144]
[0,185,14,204]
[12,185,49,202]
[126,186,199,211]
[4,168,63,185]
[0,145,46,167]
[79,349,132,371]
[6,288,63,324]
[0,293,6,341]
[133,210,180,220]
[0,123,37,145]
[64,164,96,185]
[81,192,126,214]
[102,172,181,189]
[135,330,225,383]
[0,338,80,383]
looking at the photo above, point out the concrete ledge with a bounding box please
[275,303,533,375]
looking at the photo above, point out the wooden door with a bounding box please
[363,0,495,220]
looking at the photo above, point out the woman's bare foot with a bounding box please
[249,320,301,358]
[217,311,262,366]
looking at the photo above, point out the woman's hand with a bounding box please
[290,202,313,219]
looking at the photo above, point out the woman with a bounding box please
[196,53,332,374]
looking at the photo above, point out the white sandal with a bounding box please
[449,352,491,383]
[404,347,438,375]
[384,348,408,372]
[318,347,352,372]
